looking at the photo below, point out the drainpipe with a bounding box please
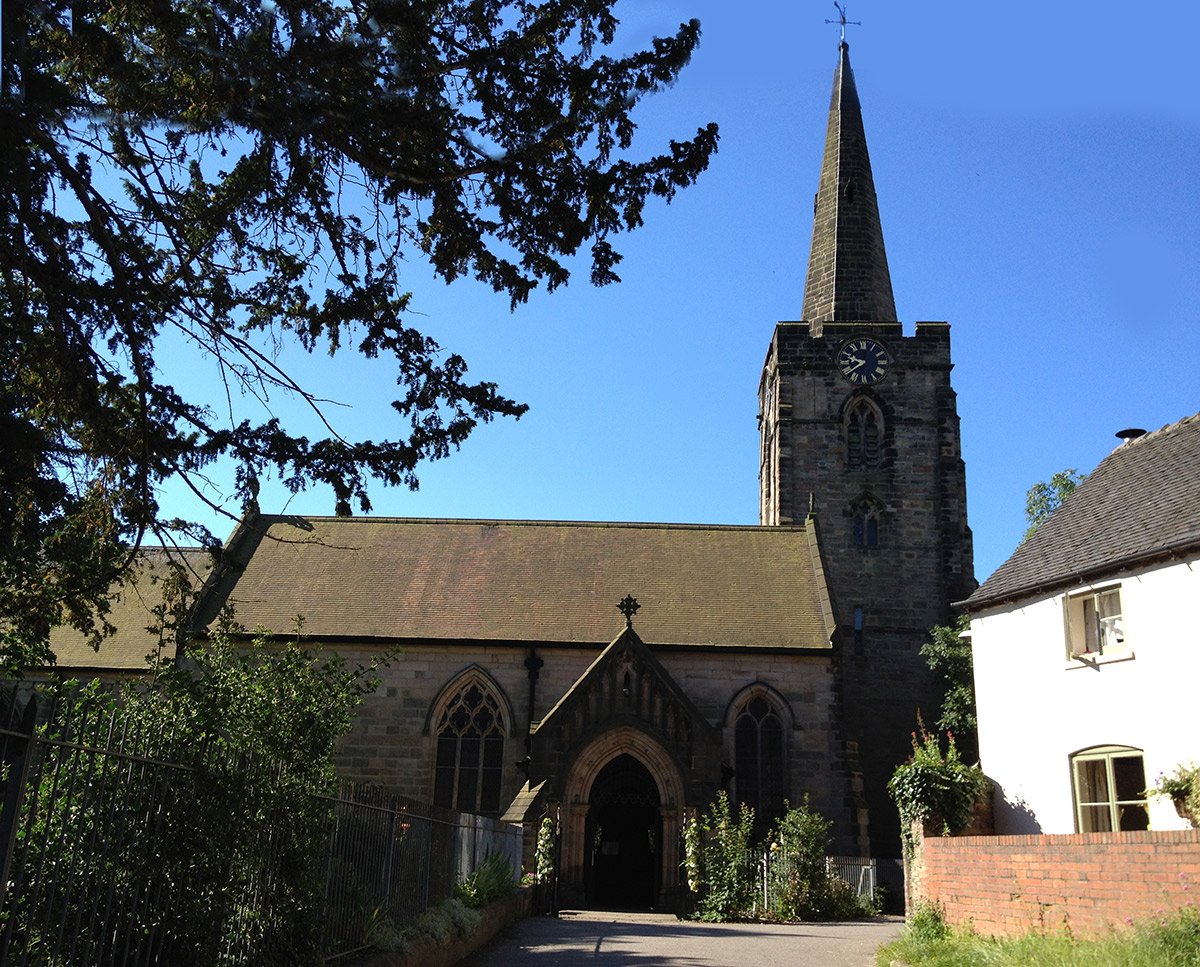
[524,648,544,763]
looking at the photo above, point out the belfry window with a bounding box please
[846,399,882,469]
[433,679,506,816]
[734,695,786,829]
[852,499,880,548]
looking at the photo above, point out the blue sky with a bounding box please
[163,1,1200,585]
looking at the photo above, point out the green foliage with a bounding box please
[12,625,388,964]
[1145,763,1200,827]
[906,900,952,944]
[767,797,872,921]
[877,905,1200,967]
[455,851,516,909]
[888,726,988,849]
[1,0,719,671]
[366,897,482,954]
[920,615,977,756]
[682,811,703,893]
[694,791,756,921]
[1023,468,1085,541]
[535,815,556,882]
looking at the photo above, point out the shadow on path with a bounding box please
[458,909,903,966]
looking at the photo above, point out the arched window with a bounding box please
[433,676,507,816]
[733,694,786,828]
[852,498,880,548]
[1070,746,1147,832]
[846,398,882,469]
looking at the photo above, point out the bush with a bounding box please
[455,851,516,909]
[695,791,756,921]
[767,797,870,921]
[535,815,556,882]
[888,725,988,847]
[10,626,389,964]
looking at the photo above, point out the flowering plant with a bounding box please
[888,723,988,842]
[1145,763,1199,827]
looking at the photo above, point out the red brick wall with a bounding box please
[917,830,1200,938]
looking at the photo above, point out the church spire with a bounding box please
[801,42,897,328]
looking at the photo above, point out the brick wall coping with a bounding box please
[927,829,1200,849]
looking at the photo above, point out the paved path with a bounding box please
[458,910,903,966]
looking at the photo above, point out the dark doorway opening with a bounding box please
[584,754,661,910]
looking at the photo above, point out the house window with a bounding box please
[433,680,506,816]
[1065,586,1125,658]
[846,399,882,469]
[734,695,786,828]
[1071,746,1148,832]
[852,499,880,548]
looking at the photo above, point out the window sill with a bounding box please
[1065,650,1135,670]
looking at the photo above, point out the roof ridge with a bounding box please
[252,515,812,533]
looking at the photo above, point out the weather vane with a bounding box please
[617,594,640,629]
[826,2,861,43]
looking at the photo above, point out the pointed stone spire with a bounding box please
[801,42,897,329]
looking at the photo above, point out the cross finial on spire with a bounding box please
[617,594,640,629]
[826,2,861,43]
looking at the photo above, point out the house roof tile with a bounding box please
[965,413,1200,609]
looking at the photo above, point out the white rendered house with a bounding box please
[964,415,1200,835]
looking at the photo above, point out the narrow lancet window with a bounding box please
[846,399,882,469]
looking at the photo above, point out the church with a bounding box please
[73,40,976,910]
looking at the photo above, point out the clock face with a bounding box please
[837,338,891,385]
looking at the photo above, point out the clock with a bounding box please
[837,338,891,385]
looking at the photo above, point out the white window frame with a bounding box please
[1064,584,1127,660]
[1070,746,1148,833]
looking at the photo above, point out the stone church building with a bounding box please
[163,41,972,910]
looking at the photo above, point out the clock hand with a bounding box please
[844,357,866,372]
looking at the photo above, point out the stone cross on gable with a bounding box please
[826,1,862,43]
[617,594,640,629]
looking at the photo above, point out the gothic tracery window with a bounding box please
[433,677,506,816]
[846,398,882,469]
[734,694,786,828]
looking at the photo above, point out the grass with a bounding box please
[878,903,1200,966]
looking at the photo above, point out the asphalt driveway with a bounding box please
[458,909,903,966]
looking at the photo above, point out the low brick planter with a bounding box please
[355,887,533,967]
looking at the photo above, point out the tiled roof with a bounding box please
[965,414,1200,609]
[201,516,836,650]
[49,548,211,670]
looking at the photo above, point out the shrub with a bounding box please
[535,815,556,882]
[888,725,988,852]
[695,791,756,921]
[11,625,390,964]
[767,797,868,921]
[905,900,951,943]
[455,851,516,909]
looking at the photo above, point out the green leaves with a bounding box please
[2,0,717,670]
[1023,468,1084,541]
[888,727,988,843]
[920,615,977,756]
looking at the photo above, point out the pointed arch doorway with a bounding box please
[584,754,661,909]
[558,725,687,912]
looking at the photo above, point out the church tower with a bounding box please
[759,41,975,856]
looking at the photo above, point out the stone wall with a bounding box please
[759,319,975,858]
[332,641,851,844]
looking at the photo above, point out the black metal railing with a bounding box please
[0,687,522,965]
